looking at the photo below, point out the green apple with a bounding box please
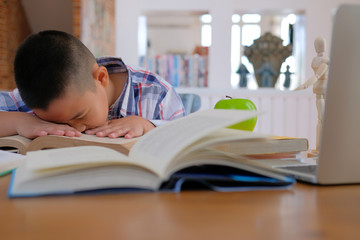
[214,97,257,131]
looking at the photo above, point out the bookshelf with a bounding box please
[116,0,350,89]
[139,54,208,88]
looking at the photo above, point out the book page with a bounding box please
[27,134,138,155]
[0,135,31,154]
[56,134,138,145]
[167,128,267,169]
[129,109,258,178]
[25,146,161,175]
[0,150,25,175]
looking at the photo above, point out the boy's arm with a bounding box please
[84,82,186,138]
[0,112,82,138]
[0,90,82,138]
[84,89,185,139]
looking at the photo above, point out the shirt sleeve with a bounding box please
[0,89,32,113]
[150,86,186,127]
[108,62,187,126]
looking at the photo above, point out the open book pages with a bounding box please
[0,134,138,155]
[8,109,298,197]
[0,135,31,154]
[9,145,294,197]
[210,135,308,157]
[128,109,261,178]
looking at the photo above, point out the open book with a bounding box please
[0,134,137,155]
[0,130,308,158]
[8,109,298,197]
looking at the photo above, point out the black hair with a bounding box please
[14,30,96,110]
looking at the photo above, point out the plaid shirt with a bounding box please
[0,57,186,126]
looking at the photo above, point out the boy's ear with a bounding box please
[92,65,109,87]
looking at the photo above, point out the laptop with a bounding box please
[252,4,360,184]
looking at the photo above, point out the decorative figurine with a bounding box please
[244,32,292,87]
[295,37,329,154]
[257,62,276,87]
[236,63,250,88]
[283,65,293,89]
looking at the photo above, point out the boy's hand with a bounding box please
[16,113,82,139]
[85,116,155,139]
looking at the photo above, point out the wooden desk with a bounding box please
[1,174,359,240]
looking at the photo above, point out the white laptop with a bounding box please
[252,4,360,184]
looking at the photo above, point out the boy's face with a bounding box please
[33,81,109,132]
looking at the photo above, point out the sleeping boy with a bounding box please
[0,30,185,139]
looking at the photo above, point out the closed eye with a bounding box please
[69,110,86,122]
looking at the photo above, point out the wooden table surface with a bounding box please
[1,174,359,240]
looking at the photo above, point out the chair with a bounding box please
[179,93,201,115]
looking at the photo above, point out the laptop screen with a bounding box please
[317,4,360,184]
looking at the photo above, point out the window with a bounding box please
[200,14,212,47]
[278,14,297,90]
[230,14,261,89]
[230,13,301,89]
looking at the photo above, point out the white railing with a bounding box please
[177,88,317,149]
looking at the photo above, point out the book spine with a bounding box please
[138,54,208,88]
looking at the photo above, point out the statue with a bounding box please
[244,32,292,87]
[295,37,329,154]
[236,63,250,88]
[257,62,276,87]
[283,65,293,89]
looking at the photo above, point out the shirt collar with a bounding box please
[97,56,131,117]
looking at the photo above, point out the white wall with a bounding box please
[115,0,141,65]
[147,25,201,56]
[115,0,360,88]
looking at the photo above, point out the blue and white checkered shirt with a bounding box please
[0,57,186,126]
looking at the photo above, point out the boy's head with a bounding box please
[14,30,110,132]
[14,30,96,110]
